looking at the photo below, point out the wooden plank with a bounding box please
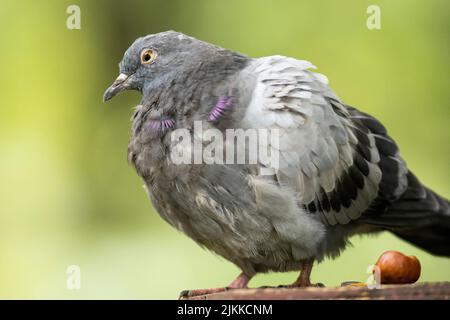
[180,282,450,300]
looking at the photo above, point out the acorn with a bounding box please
[375,250,421,284]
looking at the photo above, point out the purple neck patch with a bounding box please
[147,118,175,133]
[209,95,233,122]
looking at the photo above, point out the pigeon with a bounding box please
[104,31,450,292]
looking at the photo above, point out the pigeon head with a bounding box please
[103,30,248,103]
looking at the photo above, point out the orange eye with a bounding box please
[140,49,157,64]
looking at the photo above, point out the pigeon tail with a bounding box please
[391,184,450,257]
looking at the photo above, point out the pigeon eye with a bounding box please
[140,49,157,64]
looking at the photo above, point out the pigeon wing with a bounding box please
[239,56,407,225]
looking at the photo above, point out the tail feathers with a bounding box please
[362,171,450,256]
[392,184,450,256]
[391,176,450,257]
[393,225,450,257]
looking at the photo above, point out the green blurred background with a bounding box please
[0,0,448,299]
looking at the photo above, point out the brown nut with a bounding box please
[375,250,421,284]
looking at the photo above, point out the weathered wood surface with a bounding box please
[180,282,450,300]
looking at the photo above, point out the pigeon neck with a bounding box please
[140,53,249,120]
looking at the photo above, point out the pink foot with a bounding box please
[179,272,252,299]
[227,272,251,289]
[282,259,324,288]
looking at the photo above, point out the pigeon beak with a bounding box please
[103,73,130,102]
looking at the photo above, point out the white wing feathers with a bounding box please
[241,56,382,225]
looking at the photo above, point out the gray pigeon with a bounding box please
[104,31,450,292]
